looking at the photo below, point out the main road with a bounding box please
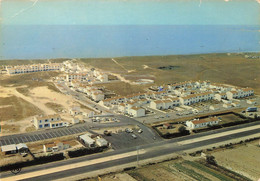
[1,123,259,181]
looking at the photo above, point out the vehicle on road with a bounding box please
[125,128,133,133]
[131,134,137,139]
[138,129,143,134]
[246,107,258,112]
[104,130,112,136]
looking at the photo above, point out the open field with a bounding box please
[80,53,260,94]
[0,95,43,122]
[212,140,260,181]
[98,81,148,96]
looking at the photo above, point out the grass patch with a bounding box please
[45,102,64,113]
[80,53,260,94]
[0,96,43,121]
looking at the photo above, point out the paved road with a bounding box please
[1,125,259,181]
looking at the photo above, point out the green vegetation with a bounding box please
[183,160,233,181]
[171,162,211,181]
[0,96,43,121]
[80,53,260,94]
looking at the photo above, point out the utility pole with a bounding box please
[136,146,140,167]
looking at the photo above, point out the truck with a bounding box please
[246,107,258,112]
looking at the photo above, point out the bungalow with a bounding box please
[69,106,81,115]
[92,92,105,101]
[128,106,145,117]
[223,103,233,108]
[150,100,165,110]
[186,117,219,129]
[118,103,127,113]
[96,138,108,147]
[214,93,227,101]
[226,91,240,100]
[247,99,256,105]
[163,123,173,129]
[43,141,70,153]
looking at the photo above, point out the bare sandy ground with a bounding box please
[213,141,260,181]
[0,86,83,134]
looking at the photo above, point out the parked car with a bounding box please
[131,134,137,139]
[138,129,143,134]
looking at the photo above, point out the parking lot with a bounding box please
[0,125,92,146]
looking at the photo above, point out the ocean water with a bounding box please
[0,25,259,60]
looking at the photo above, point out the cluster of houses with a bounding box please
[96,81,254,117]
[5,63,62,74]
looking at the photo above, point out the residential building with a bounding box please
[33,114,67,129]
[186,117,219,129]
[128,106,145,117]
[43,141,70,153]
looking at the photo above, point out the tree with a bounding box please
[178,126,189,135]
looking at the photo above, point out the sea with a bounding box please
[0,25,259,60]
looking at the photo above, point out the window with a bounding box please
[52,124,55,127]
[56,124,58,126]
[45,119,48,122]
[44,124,49,127]
[39,125,43,128]
[59,123,63,126]
[39,120,42,123]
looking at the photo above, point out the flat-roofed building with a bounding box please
[34,114,67,129]
[79,134,95,148]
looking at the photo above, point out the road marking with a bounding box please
[63,129,71,135]
[26,136,33,142]
[49,132,56,138]
[34,134,41,140]
[1,149,146,181]
[177,125,260,145]
[46,132,53,138]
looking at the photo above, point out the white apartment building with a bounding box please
[6,63,61,74]
[33,114,68,129]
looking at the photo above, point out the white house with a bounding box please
[214,93,227,101]
[43,141,70,153]
[186,117,219,129]
[247,99,256,105]
[95,138,108,147]
[69,106,81,115]
[92,92,105,101]
[128,107,145,117]
[150,100,165,110]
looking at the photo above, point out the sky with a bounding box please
[0,0,259,25]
